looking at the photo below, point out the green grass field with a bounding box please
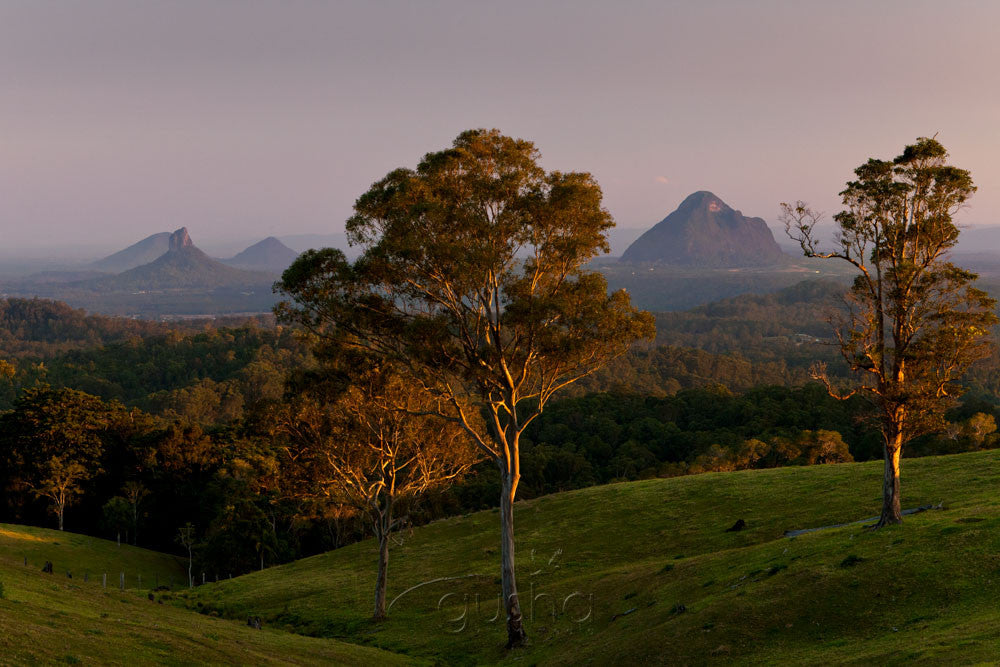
[182,449,1000,664]
[0,523,415,665]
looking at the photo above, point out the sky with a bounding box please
[2,0,999,256]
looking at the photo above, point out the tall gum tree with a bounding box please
[277,129,655,647]
[781,137,997,527]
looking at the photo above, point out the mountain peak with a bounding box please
[223,236,300,274]
[680,191,728,212]
[169,227,193,251]
[620,191,787,267]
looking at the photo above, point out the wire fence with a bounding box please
[16,554,237,593]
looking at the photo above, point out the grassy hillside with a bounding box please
[0,523,187,587]
[0,523,414,665]
[185,450,1000,664]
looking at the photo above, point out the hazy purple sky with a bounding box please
[2,1,999,254]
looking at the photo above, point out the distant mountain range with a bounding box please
[83,230,300,287]
[89,228,273,290]
[621,191,788,267]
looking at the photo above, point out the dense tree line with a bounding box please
[0,298,171,357]
[11,282,999,419]
[596,260,855,312]
[0,317,820,416]
[0,384,352,575]
[572,345,809,397]
[0,297,273,358]
[2,376,995,580]
[0,323,302,416]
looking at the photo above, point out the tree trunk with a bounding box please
[500,474,527,647]
[875,440,903,528]
[57,504,64,531]
[373,532,389,621]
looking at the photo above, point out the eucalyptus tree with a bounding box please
[781,137,996,527]
[34,457,88,531]
[122,481,149,545]
[275,360,479,621]
[0,386,115,529]
[176,522,196,588]
[277,129,654,646]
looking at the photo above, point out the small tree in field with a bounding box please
[34,457,88,531]
[781,137,997,527]
[277,129,654,645]
[122,481,149,545]
[177,523,196,588]
[275,360,479,620]
[102,496,131,545]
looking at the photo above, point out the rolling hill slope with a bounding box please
[185,450,1000,664]
[0,523,414,665]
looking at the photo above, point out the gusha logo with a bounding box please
[389,547,593,634]
[437,585,593,634]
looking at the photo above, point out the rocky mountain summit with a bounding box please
[168,227,194,251]
[620,191,787,267]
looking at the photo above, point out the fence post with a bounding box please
[120,572,124,591]
[103,573,107,589]
[138,574,142,590]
